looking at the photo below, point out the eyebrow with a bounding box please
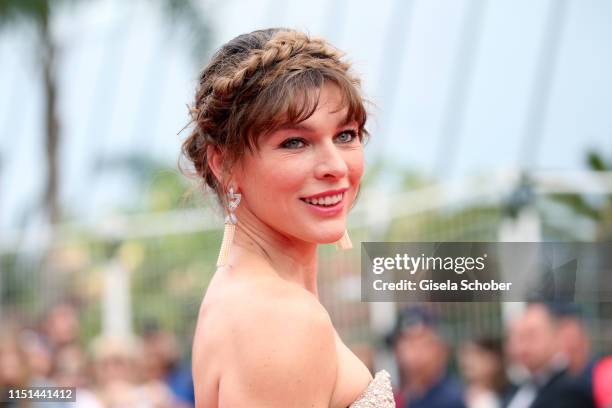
[276,117,358,133]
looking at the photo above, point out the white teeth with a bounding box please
[303,193,343,206]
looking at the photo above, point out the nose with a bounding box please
[313,140,348,180]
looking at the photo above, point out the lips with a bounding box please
[300,187,348,200]
[299,188,348,209]
[302,192,344,207]
[298,188,349,218]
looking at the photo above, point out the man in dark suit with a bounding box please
[505,302,595,408]
[552,302,599,407]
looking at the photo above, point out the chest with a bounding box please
[329,334,374,408]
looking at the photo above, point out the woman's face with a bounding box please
[234,82,364,245]
[459,343,500,384]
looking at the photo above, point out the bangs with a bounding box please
[243,68,368,150]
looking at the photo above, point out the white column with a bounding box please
[498,206,541,324]
[102,258,132,337]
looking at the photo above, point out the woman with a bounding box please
[459,337,510,408]
[182,28,395,407]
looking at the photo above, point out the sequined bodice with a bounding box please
[349,369,395,407]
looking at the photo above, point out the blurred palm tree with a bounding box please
[0,0,68,224]
[0,0,211,225]
[0,0,211,312]
[550,150,612,240]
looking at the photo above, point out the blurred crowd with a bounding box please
[386,303,612,408]
[3,300,612,408]
[0,302,194,407]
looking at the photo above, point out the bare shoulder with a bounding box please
[225,282,338,406]
[193,275,337,407]
[235,280,336,361]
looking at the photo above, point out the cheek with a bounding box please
[238,156,308,208]
[260,159,308,193]
[345,149,364,196]
[351,159,365,181]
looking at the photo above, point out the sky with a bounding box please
[1,0,611,233]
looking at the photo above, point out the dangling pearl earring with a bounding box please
[335,230,352,250]
[216,186,241,267]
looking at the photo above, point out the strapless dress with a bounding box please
[348,369,395,407]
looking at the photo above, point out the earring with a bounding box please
[216,186,241,267]
[335,230,353,250]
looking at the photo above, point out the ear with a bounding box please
[207,145,239,191]
[207,145,225,186]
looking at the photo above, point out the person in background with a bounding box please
[42,302,80,353]
[388,306,466,408]
[90,335,142,407]
[91,334,177,407]
[51,343,103,407]
[141,322,195,406]
[504,302,595,408]
[459,337,511,408]
[547,302,612,408]
[0,327,32,407]
[548,302,598,407]
[593,356,612,408]
[20,329,54,386]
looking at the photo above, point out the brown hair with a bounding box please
[179,28,369,211]
[471,337,509,394]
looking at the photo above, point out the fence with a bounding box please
[1,169,611,361]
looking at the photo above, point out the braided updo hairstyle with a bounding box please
[180,28,369,212]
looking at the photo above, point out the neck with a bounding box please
[531,352,568,382]
[225,207,320,297]
[568,346,590,375]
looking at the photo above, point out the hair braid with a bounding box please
[211,31,348,100]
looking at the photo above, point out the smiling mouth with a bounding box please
[300,192,345,207]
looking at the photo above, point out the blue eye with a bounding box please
[336,130,358,143]
[281,138,306,149]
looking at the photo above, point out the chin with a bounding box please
[291,218,347,244]
[314,229,346,245]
